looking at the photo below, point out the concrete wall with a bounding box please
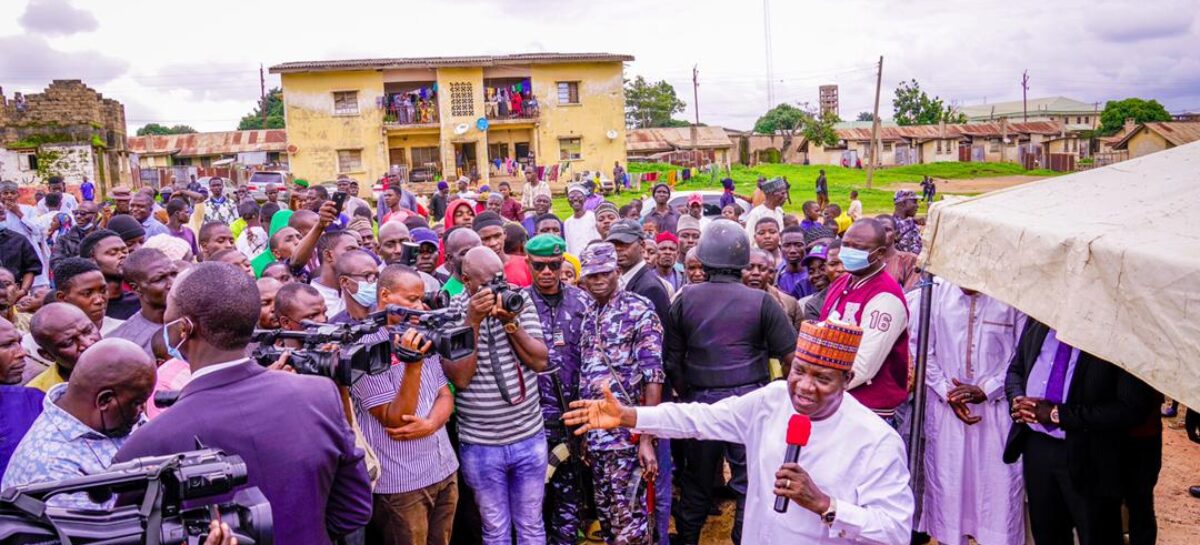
[1125,130,1171,158]
[435,66,487,181]
[531,62,626,177]
[918,139,959,163]
[0,143,95,186]
[280,70,387,186]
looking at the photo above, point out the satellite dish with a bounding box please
[286,144,298,154]
[606,129,619,140]
[477,117,489,132]
[454,123,469,135]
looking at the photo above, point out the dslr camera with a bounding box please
[250,318,391,387]
[0,449,272,545]
[482,272,525,313]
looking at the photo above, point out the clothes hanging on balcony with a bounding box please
[511,92,523,116]
[498,89,510,117]
[681,168,692,181]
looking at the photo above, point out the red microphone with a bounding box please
[774,414,812,513]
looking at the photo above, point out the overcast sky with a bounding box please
[2,0,1197,132]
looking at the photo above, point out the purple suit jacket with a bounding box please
[114,361,372,545]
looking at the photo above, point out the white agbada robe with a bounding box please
[906,280,1026,545]
[635,381,912,545]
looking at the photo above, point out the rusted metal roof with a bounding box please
[831,121,1064,142]
[1113,122,1200,149]
[627,126,733,153]
[127,130,288,157]
[270,53,634,74]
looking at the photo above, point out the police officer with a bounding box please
[522,234,591,545]
[664,219,798,545]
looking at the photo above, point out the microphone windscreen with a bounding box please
[786,414,812,446]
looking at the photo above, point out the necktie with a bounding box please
[1044,339,1073,404]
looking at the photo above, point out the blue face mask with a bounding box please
[839,246,873,273]
[162,318,188,362]
[351,281,377,307]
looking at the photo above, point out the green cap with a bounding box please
[293,178,310,188]
[525,234,567,257]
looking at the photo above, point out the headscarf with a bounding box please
[563,252,581,280]
[268,209,294,237]
[443,199,476,230]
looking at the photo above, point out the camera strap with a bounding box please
[486,318,527,406]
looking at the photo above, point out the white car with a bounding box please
[639,190,750,222]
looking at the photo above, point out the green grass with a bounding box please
[551,162,1061,218]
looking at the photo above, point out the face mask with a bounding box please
[99,395,137,438]
[351,281,377,307]
[162,317,188,362]
[839,247,873,273]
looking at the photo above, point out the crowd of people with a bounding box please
[0,167,1184,545]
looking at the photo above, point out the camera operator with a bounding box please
[3,338,154,508]
[439,227,482,296]
[444,246,549,543]
[113,262,373,545]
[378,221,441,294]
[352,264,460,545]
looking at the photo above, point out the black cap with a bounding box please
[107,214,146,242]
[606,219,644,244]
[471,211,505,232]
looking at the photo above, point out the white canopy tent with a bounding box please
[919,141,1200,409]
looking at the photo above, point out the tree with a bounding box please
[856,112,875,122]
[1097,98,1171,136]
[753,102,840,155]
[625,76,687,128]
[238,87,285,130]
[136,123,197,136]
[892,79,965,125]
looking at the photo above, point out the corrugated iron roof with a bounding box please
[127,130,288,157]
[832,121,1065,142]
[959,96,1097,119]
[627,126,733,153]
[270,53,634,74]
[1113,122,1200,149]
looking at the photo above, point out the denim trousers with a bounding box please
[459,434,548,545]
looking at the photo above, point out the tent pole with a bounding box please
[908,271,935,518]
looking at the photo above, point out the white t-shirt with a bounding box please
[310,279,345,319]
[744,204,785,249]
[563,211,600,255]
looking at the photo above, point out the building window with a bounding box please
[337,149,364,173]
[882,142,893,152]
[22,153,37,171]
[558,137,582,161]
[936,140,943,153]
[333,91,359,115]
[989,139,1001,152]
[557,82,580,105]
[410,146,440,167]
[449,82,474,117]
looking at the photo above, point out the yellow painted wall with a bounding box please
[1126,130,1170,158]
[138,154,172,168]
[280,71,387,188]
[434,67,486,181]
[531,63,626,179]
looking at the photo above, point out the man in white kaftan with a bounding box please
[907,279,1026,545]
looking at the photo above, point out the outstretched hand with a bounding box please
[562,382,627,435]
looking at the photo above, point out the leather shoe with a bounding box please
[1190,485,1200,499]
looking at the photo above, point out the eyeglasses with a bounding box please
[530,260,563,272]
[344,271,379,282]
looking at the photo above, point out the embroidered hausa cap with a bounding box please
[795,320,863,371]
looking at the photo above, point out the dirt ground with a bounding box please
[892,175,1049,196]
[685,414,1200,545]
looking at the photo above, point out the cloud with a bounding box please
[0,34,127,86]
[130,62,267,103]
[19,0,99,36]
[1087,5,1196,43]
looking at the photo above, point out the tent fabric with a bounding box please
[919,141,1200,409]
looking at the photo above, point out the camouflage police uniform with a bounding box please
[526,280,591,545]
[579,285,665,545]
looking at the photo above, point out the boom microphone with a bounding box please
[774,413,812,513]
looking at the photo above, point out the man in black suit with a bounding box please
[114,262,373,545]
[1003,319,1156,545]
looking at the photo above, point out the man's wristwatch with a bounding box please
[821,497,838,526]
[503,321,519,334]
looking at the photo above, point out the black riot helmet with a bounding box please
[696,219,750,270]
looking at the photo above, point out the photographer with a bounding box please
[354,265,459,545]
[445,246,549,544]
[113,262,373,545]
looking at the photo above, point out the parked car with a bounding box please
[639,190,751,223]
[246,171,292,203]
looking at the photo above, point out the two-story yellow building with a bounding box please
[269,52,632,190]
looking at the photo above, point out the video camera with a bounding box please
[385,305,475,362]
[0,449,272,545]
[250,316,392,387]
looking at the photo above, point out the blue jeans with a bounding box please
[459,434,548,545]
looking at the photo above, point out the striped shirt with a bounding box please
[352,352,458,494]
[447,290,545,445]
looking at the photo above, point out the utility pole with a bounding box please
[260,64,268,130]
[692,64,700,125]
[866,55,883,189]
[763,0,775,108]
[1021,70,1030,122]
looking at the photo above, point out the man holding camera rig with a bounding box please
[444,246,550,545]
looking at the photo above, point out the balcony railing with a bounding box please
[383,94,439,126]
[485,101,540,121]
